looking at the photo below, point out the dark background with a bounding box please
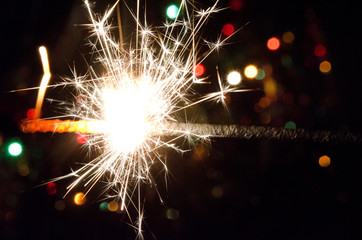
[1,0,362,239]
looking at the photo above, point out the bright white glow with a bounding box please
[102,88,148,153]
[227,71,242,85]
[8,142,23,156]
[244,65,258,79]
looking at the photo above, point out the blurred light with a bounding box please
[77,133,88,144]
[166,4,179,19]
[211,186,224,198]
[166,208,180,220]
[74,192,86,205]
[8,142,23,157]
[244,65,258,79]
[26,108,36,120]
[18,162,30,176]
[319,155,331,167]
[0,133,3,146]
[263,79,277,98]
[282,31,294,43]
[281,55,293,68]
[284,121,296,129]
[229,0,243,11]
[267,37,280,51]
[194,64,205,77]
[259,97,271,108]
[99,202,109,212]
[222,23,235,36]
[314,44,326,57]
[108,201,118,212]
[255,68,265,80]
[319,60,331,73]
[46,182,57,195]
[227,71,241,85]
[54,200,65,211]
[260,112,271,124]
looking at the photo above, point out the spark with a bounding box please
[20,0,244,237]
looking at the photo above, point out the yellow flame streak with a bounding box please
[34,46,51,119]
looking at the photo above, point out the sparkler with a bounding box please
[20,0,246,237]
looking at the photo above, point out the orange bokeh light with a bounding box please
[267,37,280,51]
[74,192,86,205]
[319,155,331,167]
[194,64,205,77]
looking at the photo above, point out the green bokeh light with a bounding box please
[8,142,23,157]
[255,68,265,80]
[284,121,296,129]
[99,202,109,212]
[166,4,179,19]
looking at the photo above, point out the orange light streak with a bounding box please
[34,46,51,119]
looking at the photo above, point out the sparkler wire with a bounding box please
[20,119,362,144]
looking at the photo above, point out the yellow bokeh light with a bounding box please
[108,201,119,212]
[227,71,241,85]
[74,192,86,205]
[282,31,295,43]
[319,61,332,73]
[244,65,258,79]
[264,79,278,98]
[319,155,331,167]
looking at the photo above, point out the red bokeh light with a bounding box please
[26,108,36,120]
[314,44,326,57]
[222,23,235,36]
[267,37,280,51]
[77,133,88,144]
[229,0,243,11]
[46,182,57,195]
[194,64,205,77]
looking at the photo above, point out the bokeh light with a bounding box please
[166,4,179,20]
[99,202,109,212]
[229,0,243,11]
[319,60,332,73]
[314,44,326,57]
[46,182,57,195]
[244,65,258,79]
[108,201,118,212]
[227,71,241,85]
[211,186,224,198]
[255,68,265,80]
[74,192,86,205]
[282,31,295,43]
[166,208,180,220]
[222,23,235,36]
[263,79,277,98]
[8,141,23,157]
[284,121,296,129]
[54,200,65,211]
[27,108,36,120]
[319,155,331,167]
[267,37,280,51]
[194,64,205,77]
[281,55,293,68]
